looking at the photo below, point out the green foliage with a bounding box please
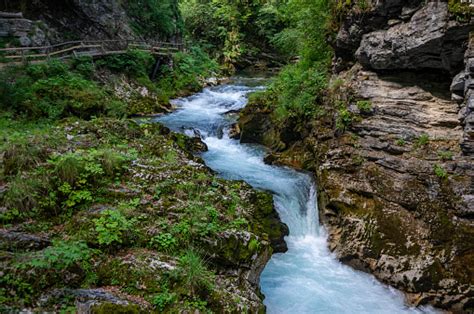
[156,46,219,100]
[415,134,430,147]
[449,0,474,22]
[356,100,372,113]
[246,0,332,122]
[94,209,133,246]
[336,106,353,130]
[271,63,328,121]
[437,150,454,161]
[25,240,95,271]
[173,249,214,297]
[126,0,183,38]
[152,290,176,311]
[2,175,40,218]
[180,0,285,69]
[396,138,406,146]
[434,164,448,179]
[0,60,125,120]
[272,0,332,63]
[96,50,155,78]
[2,139,45,176]
[150,233,178,252]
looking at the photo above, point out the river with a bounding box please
[156,77,436,314]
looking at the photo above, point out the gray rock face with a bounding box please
[0,230,50,251]
[0,13,50,47]
[333,0,424,70]
[356,2,473,73]
[457,35,474,156]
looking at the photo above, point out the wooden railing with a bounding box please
[0,40,185,63]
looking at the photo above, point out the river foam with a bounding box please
[156,78,437,314]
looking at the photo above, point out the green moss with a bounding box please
[91,302,143,314]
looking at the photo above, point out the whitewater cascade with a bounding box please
[156,78,436,314]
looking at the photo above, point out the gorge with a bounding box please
[0,0,473,313]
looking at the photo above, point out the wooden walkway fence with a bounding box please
[0,40,185,63]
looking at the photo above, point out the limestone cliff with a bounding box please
[240,0,474,312]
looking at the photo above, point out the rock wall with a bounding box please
[0,0,179,46]
[239,0,474,312]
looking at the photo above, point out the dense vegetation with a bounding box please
[180,0,290,71]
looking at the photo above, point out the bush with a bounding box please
[152,290,176,311]
[94,209,133,246]
[156,46,219,99]
[150,233,178,252]
[96,50,155,78]
[270,62,327,121]
[26,240,95,271]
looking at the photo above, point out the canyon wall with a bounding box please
[240,1,474,311]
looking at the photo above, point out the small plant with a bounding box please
[336,107,352,131]
[173,249,214,297]
[150,233,178,252]
[25,240,95,271]
[356,100,372,113]
[437,150,454,161]
[415,134,430,147]
[152,289,176,311]
[94,209,133,246]
[434,164,448,179]
[396,138,406,146]
[2,176,40,215]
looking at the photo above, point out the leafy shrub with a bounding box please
[0,60,124,120]
[94,209,133,246]
[150,233,178,252]
[156,46,218,99]
[270,63,327,121]
[96,50,155,78]
[25,240,95,271]
[126,0,183,38]
[152,290,176,311]
[434,164,448,179]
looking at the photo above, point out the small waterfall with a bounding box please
[156,78,437,314]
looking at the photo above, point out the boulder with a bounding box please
[356,2,473,73]
[0,230,50,251]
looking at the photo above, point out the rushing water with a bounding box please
[156,78,436,314]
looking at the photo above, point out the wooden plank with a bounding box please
[48,45,102,56]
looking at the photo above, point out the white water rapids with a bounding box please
[156,77,437,313]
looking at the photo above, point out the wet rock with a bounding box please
[0,230,50,251]
[228,123,241,139]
